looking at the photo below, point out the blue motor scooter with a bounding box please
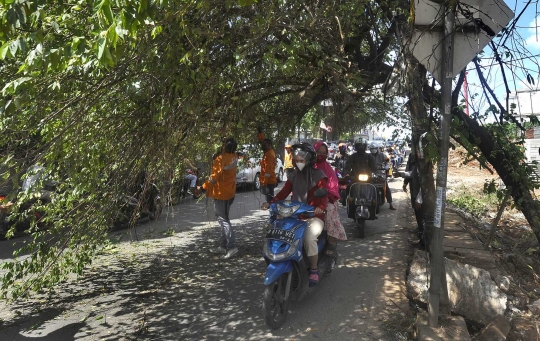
[261,188,335,329]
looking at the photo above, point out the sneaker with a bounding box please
[223,247,238,259]
[210,246,227,254]
[309,268,319,287]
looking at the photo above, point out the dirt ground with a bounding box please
[446,147,540,312]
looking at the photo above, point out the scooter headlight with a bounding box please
[276,201,301,218]
[358,174,369,182]
[263,239,300,261]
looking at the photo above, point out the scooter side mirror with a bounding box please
[313,188,328,198]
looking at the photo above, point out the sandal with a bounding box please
[325,242,337,256]
[309,268,319,287]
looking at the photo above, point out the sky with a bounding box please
[459,0,540,121]
[369,0,539,140]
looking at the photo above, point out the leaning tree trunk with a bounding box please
[452,72,540,244]
[405,52,451,313]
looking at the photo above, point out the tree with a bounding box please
[0,0,408,299]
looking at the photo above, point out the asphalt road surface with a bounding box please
[0,177,414,341]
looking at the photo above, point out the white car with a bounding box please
[236,151,284,190]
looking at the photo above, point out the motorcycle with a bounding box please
[262,188,335,329]
[112,182,163,230]
[335,169,352,206]
[346,169,386,238]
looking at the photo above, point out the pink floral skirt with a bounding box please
[325,201,347,240]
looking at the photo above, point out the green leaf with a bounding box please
[97,37,106,60]
[103,3,114,24]
[138,0,148,14]
[160,0,168,7]
[238,0,258,5]
[15,5,27,26]
[151,26,162,38]
[0,42,10,59]
[9,40,19,56]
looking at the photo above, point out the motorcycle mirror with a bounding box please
[313,188,328,198]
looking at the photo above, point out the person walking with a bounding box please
[203,138,239,259]
[313,141,347,255]
[401,151,425,249]
[257,128,277,202]
[284,145,294,181]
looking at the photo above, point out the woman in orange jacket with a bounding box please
[257,130,277,202]
[203,137,239,259]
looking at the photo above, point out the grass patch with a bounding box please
[447,185,499,217]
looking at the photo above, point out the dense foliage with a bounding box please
[0,0,406,299]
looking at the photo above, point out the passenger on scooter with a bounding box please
[370,144,397,210]
[261,143,328,287]
[313,141,347,255]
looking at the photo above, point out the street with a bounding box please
[0,179,414,341]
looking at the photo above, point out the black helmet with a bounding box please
[354,141,367,152]
[224,137,237,153]
[291,142,316,168]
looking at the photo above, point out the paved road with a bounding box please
[0,178,415,341]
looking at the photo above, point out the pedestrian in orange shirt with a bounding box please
[257,128,277,202]
[203,137,239,259]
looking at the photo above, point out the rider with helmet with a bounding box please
[369,143,397,210]
[334,142,349,174]
[261,142,328,287]
[345,140,377,178]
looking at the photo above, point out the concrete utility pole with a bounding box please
[409,0,513,328]
[429,2,455,327]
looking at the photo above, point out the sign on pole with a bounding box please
[410,0,513,83]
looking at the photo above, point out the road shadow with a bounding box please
[1,182,413,340]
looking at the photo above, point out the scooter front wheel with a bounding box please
[263,273,290,329]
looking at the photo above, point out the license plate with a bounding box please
[355,198,369,205]
[266,229,296,244]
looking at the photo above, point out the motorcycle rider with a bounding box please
[345,140,377,179]
[334,142,349,174]
[370,143,397,210]
[183,158,200,199]
[204,137,239,260]
[261,143,328,287]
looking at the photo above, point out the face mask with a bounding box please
[296,162,306,171]
[316,155,326,163]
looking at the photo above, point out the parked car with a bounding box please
[236,148,284,190]
[0,165,58,240]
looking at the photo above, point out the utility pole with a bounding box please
[429,2,455,327]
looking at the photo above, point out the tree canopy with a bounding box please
[0,0,407,299]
